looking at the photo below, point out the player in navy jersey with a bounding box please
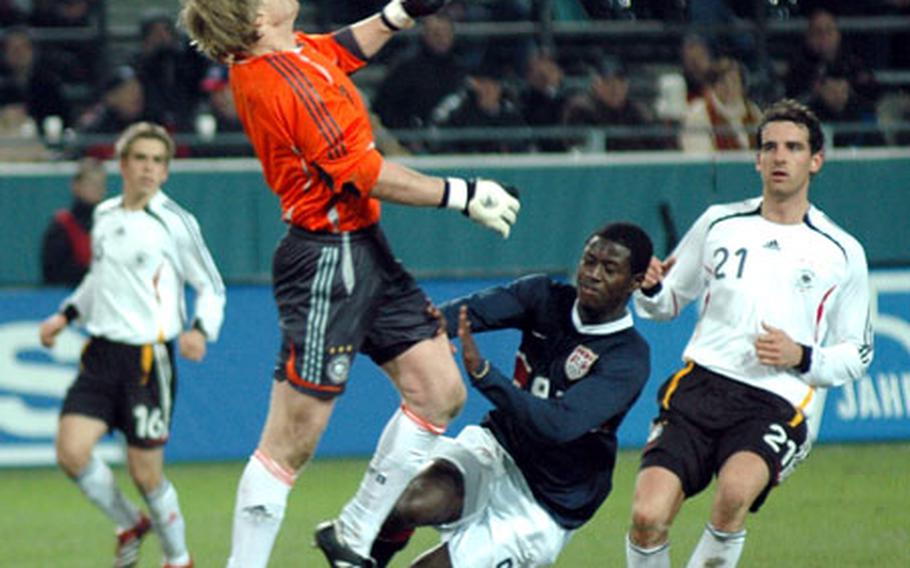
[367,222,654,568]
[626,99,873,568]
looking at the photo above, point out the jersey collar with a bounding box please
[572,301,634,335]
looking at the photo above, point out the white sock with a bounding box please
[337,405,442,556]
[226,450,296,568]
[686,524,746,568]
[144,478,190,565]
[74,453,142,530]
[627,533,671,568]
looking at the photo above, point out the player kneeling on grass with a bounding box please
[38,122,226,568]
[626,99,873,568]
[370,223,654,568]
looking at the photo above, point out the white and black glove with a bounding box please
[381,0,448,31]
[440,178,520,239]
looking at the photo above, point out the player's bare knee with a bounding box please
[387,487,425,528]
[128,462,162,493]
[714,481,753,518]
[712,495,750,531]
[630,506,671,546]
[55,438,89,477]
[395,462,463,527]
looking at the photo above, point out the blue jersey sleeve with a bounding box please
[439,274,549,338]
[472,343,649,444]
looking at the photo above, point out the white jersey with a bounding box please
[634,196,873,420]
[63,191,226,345]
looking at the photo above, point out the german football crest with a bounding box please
[564,345,598,381]
[327,354,351,385]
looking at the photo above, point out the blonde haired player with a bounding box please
[39,122,225,568]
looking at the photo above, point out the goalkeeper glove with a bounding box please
[441,178,521,239]
[381,0,448,31]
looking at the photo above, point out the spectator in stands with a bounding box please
[883,0,910,68]
[686,0,758,68]
[40,157,107,286]
[519,48,569,151]
[0,0,26,26]
[431,57,528,153]
[191,64,252,158]
[563,57,667,151]
[0,102,51,161]
[784,8,879,106]
[446,0,534,77]
[77,66,150,157]
[681,33,714,101]
[372,13,465,132]
[808,62,885,148]
[0,26,71,137]
[679,56,762,152]
[131,10,208,132]
[29,0,97,27]
[577,0,637,19]
[28,0,101,83]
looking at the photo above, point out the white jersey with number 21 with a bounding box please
[635,196,873,422]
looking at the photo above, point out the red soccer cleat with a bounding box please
[114,514,152,568]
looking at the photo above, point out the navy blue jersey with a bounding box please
[440,274,650,529]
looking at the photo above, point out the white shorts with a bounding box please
[430,425,574,568]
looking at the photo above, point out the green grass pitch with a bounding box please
[2,443,907,567]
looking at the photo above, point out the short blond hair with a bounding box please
[114,122,176,161]
[179,0,261,64]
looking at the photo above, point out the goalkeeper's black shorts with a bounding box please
[271,222,437,399]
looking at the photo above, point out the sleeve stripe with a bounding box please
[332,27,368,62]
[161,201,225,294]
[268,54,348,161]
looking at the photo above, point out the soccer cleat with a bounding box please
[313,520,377,568]
[114,514,152,568]
[162,558,193,568]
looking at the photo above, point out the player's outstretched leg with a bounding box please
[333,405,443,556]
[69,453,149,568]
[227,450,296,568]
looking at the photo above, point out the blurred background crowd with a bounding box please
[2,0,910,160]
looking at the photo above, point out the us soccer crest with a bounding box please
[564,345,598,381]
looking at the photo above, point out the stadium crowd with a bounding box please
[1,0,910,160]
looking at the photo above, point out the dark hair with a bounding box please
[756,98,825,154]
[140,10,175,40]
[590,222,653,275]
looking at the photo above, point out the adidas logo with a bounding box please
[763,239,781,250]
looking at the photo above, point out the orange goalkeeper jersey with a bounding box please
[230,31,382,232]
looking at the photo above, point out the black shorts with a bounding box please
[640,363,810,512]
[272,223,437,399]
[61,337,177,449]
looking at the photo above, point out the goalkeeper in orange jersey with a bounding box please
[179,1,520,566]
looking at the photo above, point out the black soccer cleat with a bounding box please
[313,520,377,568]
